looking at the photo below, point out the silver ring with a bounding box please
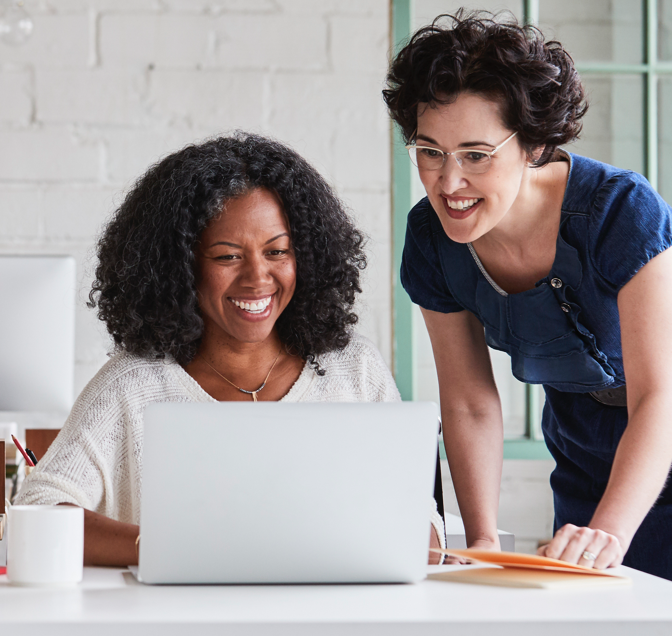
[581,550,597,562]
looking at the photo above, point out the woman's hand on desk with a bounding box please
[428,538,499,566]
[537,524,624,569]
[59,503,139,566]
[443,537,500,564]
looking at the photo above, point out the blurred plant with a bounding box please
[0,0,33,46]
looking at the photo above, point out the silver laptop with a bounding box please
[138,401,439,584]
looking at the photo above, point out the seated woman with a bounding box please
[16,132,445,565]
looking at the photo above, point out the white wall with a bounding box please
[0,0,392,401]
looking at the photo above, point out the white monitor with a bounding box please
[0,256,75,413]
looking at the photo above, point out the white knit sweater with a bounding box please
[17,333,445,545]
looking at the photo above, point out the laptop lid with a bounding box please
[139,401,439,584]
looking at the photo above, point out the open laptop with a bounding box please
[137,401,439,584]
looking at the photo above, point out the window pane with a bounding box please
[538,0,643,64]
[413,1,523,30]
[567,74,644,174]
[661,0,672,61]
[660,77,672,205]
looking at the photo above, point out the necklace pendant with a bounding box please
[199,348,281,404]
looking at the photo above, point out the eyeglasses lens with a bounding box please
[408,147,492,174]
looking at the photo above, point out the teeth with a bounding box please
[446,198,480,210]
[230,296,272,313]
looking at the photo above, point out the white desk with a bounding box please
[1,563,671,635]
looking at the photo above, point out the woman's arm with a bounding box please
[542,248,672,568]
[60,503,139,566]
[422,307,504,550]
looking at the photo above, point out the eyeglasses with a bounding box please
[406,131,518,174]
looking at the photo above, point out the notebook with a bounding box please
[428,549,632,589]
[137,401,439,584]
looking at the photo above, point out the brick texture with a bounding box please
[0,0,392,397]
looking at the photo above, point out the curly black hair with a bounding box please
[88,132,367,373]
[383,10,588,166]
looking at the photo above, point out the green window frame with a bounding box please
[390,0,671,459]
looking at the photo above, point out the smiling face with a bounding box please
[195,188,296,346]
[415,92,531,244]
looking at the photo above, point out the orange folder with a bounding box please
[429,549,631,589]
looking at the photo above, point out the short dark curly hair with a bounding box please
[89,132,366,373]
[383,10,588,166]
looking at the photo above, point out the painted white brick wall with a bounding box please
[0,0,392,400]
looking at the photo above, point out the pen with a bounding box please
[25,448,38,466]
[11,434,35,467]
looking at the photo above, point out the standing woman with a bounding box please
[384,11,672,579]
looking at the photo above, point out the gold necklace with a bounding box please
[199,348,282,402]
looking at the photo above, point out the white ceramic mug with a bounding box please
[7,505,84,586]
